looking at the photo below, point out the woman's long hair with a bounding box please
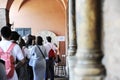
[36,36,43,45]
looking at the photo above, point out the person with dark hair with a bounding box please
[1,26,11,39]
[0,26,25,80]
[46,36,52,42]
[16,37,29,80]
[10,31,20,43]
[25,34,34,80]
[44,36,57,80]
[29,36,47,80]
[26,34,33,48]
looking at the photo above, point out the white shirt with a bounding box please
[30,45,47,60]
[0,39,24,61]
[27,45,34,59]
[44,42,56,59]
[22,46,30,58]
[0,38,24,80]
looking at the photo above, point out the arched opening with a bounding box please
[0,0,68,79]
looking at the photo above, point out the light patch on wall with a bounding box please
[57,36,65,41]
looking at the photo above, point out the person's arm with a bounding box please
[15,58,25,69]
[13,44,25,69]
[44,46,47,58]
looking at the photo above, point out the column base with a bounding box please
[67,56,77,80]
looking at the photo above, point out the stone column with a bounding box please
[0,8,9,28]
[74,0,105,80]
[67,0,77,80]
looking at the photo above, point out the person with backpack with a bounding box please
[0,26,25,80]
[44,36,57,80]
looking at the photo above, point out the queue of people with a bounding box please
[0,25,61,80]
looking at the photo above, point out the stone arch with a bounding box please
[6,0,14,10]
[37,30,58,46]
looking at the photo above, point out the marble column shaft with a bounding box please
[74,0,105,80]
[67,0,77,80]
[68,0,77,56]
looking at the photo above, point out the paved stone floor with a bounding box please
[48,76,68,80]
[49,77,68,80]
[54,77,68,80]
[54,78,67,80]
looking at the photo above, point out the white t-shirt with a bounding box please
[0,39,24,80]
[22,46,30,58]
[0,40,24,61]
[27,45,33,59]
[44,42,56,59]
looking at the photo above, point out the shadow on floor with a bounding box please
[54,75,69,80]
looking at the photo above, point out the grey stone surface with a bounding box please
[0,8,7,28]
[103,0,120,80]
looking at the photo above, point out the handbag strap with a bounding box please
[37,45,45,59]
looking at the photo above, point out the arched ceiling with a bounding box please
[6,0,14,10]
[0,0,68,11]
[56,0,68,10]
[18,0,68,11]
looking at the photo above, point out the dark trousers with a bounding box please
[26,65,33,80]
[45,59,54,80]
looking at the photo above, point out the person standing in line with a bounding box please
[44,36,57,80]
[17,37,29,80]
[10,31,27,80]
[29,36,47,80]
[25,34,34,80]
[0,26,25,80]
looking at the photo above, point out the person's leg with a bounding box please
[27,65,33,80]
[45,60,49,80]
[49,60,54,80]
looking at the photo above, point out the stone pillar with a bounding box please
[74,0,105,80]
[67,0,77,80]
[0,8,9,28]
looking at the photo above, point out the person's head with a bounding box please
[1,26,11,40]
[26,36,33,47]
[10,31,20,42]
[36,36,43,45]
[46,36,51,42]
